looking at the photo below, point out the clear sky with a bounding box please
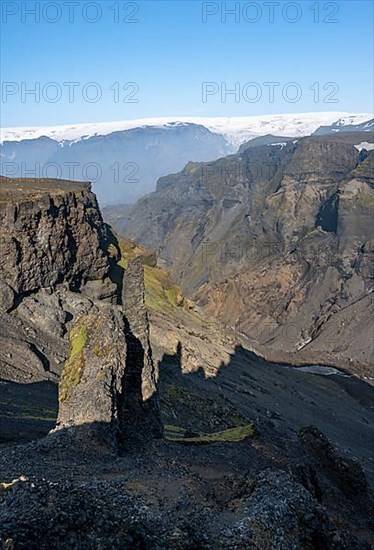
[1,0,373,127]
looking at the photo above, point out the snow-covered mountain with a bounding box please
[1,112,372,205]
[1,112,372,149]
[313,116,374,136]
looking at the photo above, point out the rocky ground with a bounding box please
[1,346,374,548]
[1,435,373,549]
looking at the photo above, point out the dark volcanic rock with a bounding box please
[0,281,15,313]
[0,453,371,549]
[55,281,161,451]
[223,469,342,549]
[55,305,128,453]
[298,426,373,502]
[0,177,161,450]
[1,176,373,548]
[0,178,112,297]
[0,178,117,382]
[121,259,162,440]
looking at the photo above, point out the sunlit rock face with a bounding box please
[113,134,374,375]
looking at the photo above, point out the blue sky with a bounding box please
[1,0,373,127]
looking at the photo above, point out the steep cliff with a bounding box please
[0,177,161,450]
[109,133,374,376]
[0,178,115,304]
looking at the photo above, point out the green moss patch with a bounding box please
[107,230,189,314]
[59,324,88,402]
[144,265,186,312]
[164,423,254,444]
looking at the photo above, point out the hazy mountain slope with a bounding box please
[0,124,229,205]
[109,132,374,375]
[2,114,372,206]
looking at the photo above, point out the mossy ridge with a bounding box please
[107,230,191,314]
[143,265,187,312]
[107,231,155,269]
[164,423,254,443]
[59,323,88,402]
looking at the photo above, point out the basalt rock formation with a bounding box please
[121,259,162,440]
[110,132,374,377]
[0,177,161,451]
[0,178,115,381]
[55,305,129,452]
[0,178,115,302]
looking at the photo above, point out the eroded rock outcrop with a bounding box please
[55,262,162,451]
[0,178,115,304]
[55,305,128,452]
[0,179,115,382]
[121,259,162,440]
[0,177,161,451]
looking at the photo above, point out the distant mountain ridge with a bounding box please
[238,134,295,153]
[2,112,371,147]
[1,113,372,205]
[313,117,374,136]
